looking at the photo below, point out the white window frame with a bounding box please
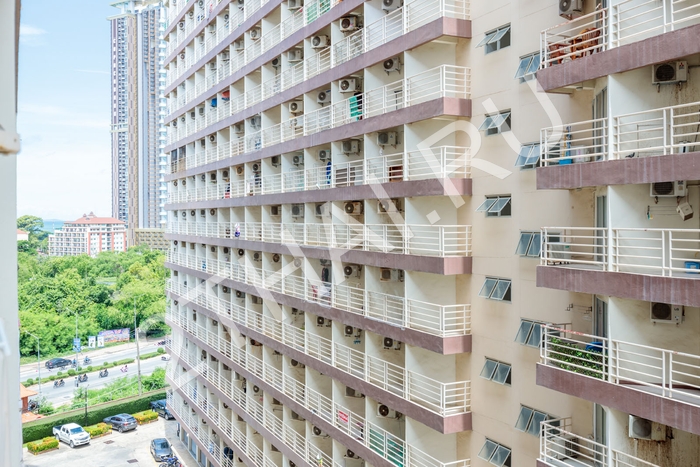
[515,405,554,437]
[514,143,541,169]
[478,438,512,467]
[477,25,511,54]
[516,231,541,257]
[476,196,511,217]
[478,111,511,136]
[514,319,544,348]
[514,52,541,82]
[479,277,512,302]
[480,358,512,385]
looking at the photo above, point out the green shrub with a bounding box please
[111,362,118,368]
[67,369,76,376]
[26,378,34,386]
[138,351,159,360]
[48,375,57,381]
[103,361,110,367]
[27,437,58,454]
[22,390,167,443]
[132,410,159,424]
[87,366,93,372]
[84,422,111,437]
[115,358,135,366]
[157,347,165,354]
[56,371,63,377]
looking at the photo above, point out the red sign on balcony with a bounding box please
[338,410,348,424]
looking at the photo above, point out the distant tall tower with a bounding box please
[109,0,168,250]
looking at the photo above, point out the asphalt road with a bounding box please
[21,340,166,381]
[36,355,170,406]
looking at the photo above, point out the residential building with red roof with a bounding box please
[48,212,127,257]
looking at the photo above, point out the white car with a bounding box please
[53,423,91,448]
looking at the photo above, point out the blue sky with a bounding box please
[18,0,117,221]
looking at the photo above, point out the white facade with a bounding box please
[162,1,700,467]
[48,213,127,257]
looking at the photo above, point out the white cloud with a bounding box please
[19,25,48,46]
[19,25,47,36]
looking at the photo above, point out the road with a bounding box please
[37,355,170,406]
[21,340,166,381]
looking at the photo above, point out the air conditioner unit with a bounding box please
[290,359,305,368]
[312,426,329,438]
[340,16,358,32]
[253,252,262,262]
[237,0,245,7]
[249,115,261,129]
[200,174,206,182]
[650,303,683,324]
[377,131,397,146]
[271,155,280,167]
[652,61,689,84]
[548,434,579,460]
[222,286,230,293]
[272,253,281,263]
[179,21,185,29]
[291,411,305,421]
[222,51,230,61]
[345,387,364,398]
[344,201,363,215]
[236,290,246,298]
[343,264,361,278]
[650,181,686,197]
[222,170,230,180]
[250,28,261,40]
[345,450,360,460]
[253,385,261,393]
[559,0,583,19]
[383,57,401,73]
[188,10,194,18]
[339,78,360,93]
[378,198,401,214]
[315,203,330,217]
[317,89,331,104]
[252,295,263,305]
[293,258,302,268]
[234,39,244,50]
[224,14,230,21]
[345,459,364,467]
[271,57,281,68]
[344,325,355,336]
[224,247,230,254]
[234,123,245,134]
[209,61,217,71]
[288,49,303,63]
[252,162,260,172]
[209,134,216,142]
[629,416,666,441]
[291,116,304,128]
[289,101,303,114]
[288,0,303,10]
[291,204,304,217]
[342,139,360,154]
[210,208,217,216]
[311,34,330,48]
[316,316,326,326]
[271,205,281,216]
[292,154,304,166]
[377,404,399,418]
[318,149,330,161]
[236,165,244,175]
[382,0,403,12]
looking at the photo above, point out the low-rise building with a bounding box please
[48,212,127,257]
[16,229,28,241]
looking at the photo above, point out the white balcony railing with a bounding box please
[541,101,700,166]
[540,419,659,467]
[167,337,470,467]
[541,227,700,278]
[166,221,471,257]
[165,254,471,337]
[540,0,700,69]
[542,324,700,410]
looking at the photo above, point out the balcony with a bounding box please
[166,312,471,434]
[538,325,700,435]
[537,0,700,91]
[167,221,471,258]
[538,101,700,189]
[538,420,659,467]
[538,227,700,306]
[165,252,472,340]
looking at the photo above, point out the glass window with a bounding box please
[478,439,512,466]
[515,406,534,432]
[515,144,541,169]
[478,25,511,54]
[491,280,512,301]
[481,358,511,386]
[476,31,497,47]
[477,439,498,462]
[476,198,498,212]
[480,277,512,302]
[480,358,498,380]
[479,111,511,135]
[528,411,549,437]
[516,231,541,257]
[514,55,533,79]
[478,196,511,217]
[515,319,544,348]
[489,197,511,215]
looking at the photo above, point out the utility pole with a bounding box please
[134,297,142,396]
[83,385,88,426]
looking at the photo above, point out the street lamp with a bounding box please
[23,331,41,397]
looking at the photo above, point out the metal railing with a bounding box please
[166,220,471,257]
[167,337,470,467]
[166,285,471,415]
[542,325,700,409]
[540,419,659,467]
[541,227,700,278]
[540,0,700,69]
[166,257,471,338]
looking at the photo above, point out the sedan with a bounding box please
[150,399,174,420]
[150,438,173,461]
[45,358,72,370]
[103,414,138,433]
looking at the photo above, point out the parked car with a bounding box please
[52,423,90,448]
[102,414,138,433]
[45,358,72,370]
[150,399,174,419]
[150,438,173,461]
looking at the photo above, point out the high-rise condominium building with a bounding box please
[48,212,127,257]
[110,0,168,249]
[0,0,21,463]
[162,0,700,466]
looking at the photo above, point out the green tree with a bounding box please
[17,215,44,236]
